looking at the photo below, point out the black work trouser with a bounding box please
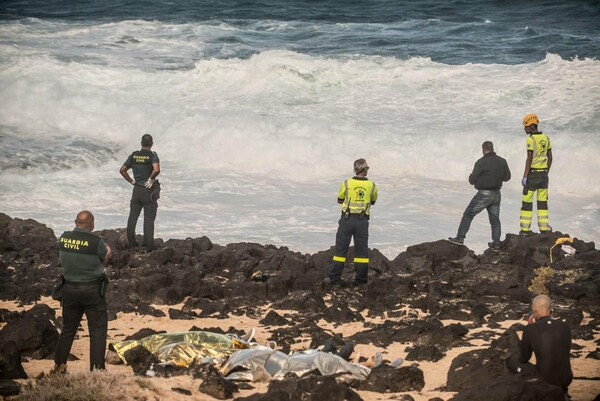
[127,185,158,251]
[54,282,108,371]
[330,214,369,284]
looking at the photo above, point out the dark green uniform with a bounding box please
[124,149,160,251]
[55,228,108,371]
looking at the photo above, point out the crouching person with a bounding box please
[519,295,573,398]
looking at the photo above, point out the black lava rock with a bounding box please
[0,341,27,379]
[123,345,159,376]
[356,365,425,393]
[196,363,238,400]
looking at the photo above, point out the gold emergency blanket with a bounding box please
[111,331,248,367]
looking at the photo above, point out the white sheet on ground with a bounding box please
[221,348,371,381]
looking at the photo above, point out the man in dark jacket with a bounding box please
[448,141,511,251]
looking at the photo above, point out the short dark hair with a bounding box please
[482,141,494,152]
[141,134,153,147]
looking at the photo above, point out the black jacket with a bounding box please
[468,152,511,190]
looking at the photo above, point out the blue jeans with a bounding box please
[456,189,501,243]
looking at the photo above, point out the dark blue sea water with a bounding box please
[1,0,599,64]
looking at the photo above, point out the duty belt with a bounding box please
[65,277,103,286]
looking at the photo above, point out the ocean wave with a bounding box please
[0,49,598,195]
[1,15,598,65]
[0,128,118,171]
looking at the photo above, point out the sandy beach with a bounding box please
[2,296,598,400]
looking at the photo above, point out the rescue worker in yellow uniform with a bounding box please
[520,114,553,234]
[330,158,378,286]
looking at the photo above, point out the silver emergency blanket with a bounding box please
[221,348,371,381]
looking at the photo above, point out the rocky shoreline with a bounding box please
[0,213,599,400]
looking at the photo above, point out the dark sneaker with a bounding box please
[337,342,355,361]
[447,237,464,245]
[488,242,501,252]
[321,338,337,353]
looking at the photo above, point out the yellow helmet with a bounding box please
[523,114,539,127]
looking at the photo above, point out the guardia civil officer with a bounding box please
[54,210,112,372]
[520,114,552,235]
[330,158,378,286]
[120,134,160,252]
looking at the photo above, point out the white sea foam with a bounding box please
[1,20,599,256]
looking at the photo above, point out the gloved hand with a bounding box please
[521,177,527,187]
[144,178,155,189]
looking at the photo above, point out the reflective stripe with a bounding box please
[520,208,532,229]
[354,257,369,264]
[333,256,346,262]
[342,180,350,214]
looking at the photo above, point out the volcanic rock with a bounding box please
[449,374,566,401]
[587,347,600,360]
[391,239,477,274]
[0,213,56,255]
[405,345,445,362]
[259,310,290,326]
[0,309,20,324]
[195,363,238,399]
[269,320,330,354]
[168,308,196,320]
[0,304,58,359]
[355,365,425,393]
[0,379,20,397]
[271,290,327,311]
[446,328,520,392]
[235,375,363,401]
[0,341,27,379]
[350,318,443,347]
[123,328,166,341]
[323,299,365,324]
[172,387,193,396]
[123,345,159,376]
[1,214,600,400]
